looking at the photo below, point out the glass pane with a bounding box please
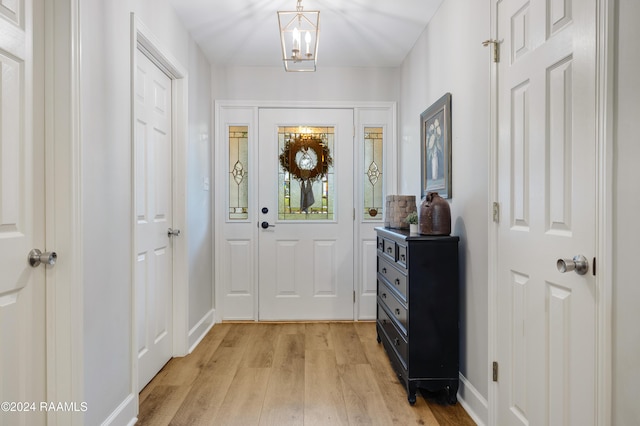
[229,126,248,220]
[278,126,335,221]
[363,127,383,220]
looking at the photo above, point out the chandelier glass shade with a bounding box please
[277,0,320,72]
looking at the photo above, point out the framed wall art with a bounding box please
[420,93,452,199]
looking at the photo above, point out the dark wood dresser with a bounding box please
[375,227,459,405]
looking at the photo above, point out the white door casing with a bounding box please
[494,0,598,425]
[0,0,47,424]
[257,108,354,320]
[134,48,174,391]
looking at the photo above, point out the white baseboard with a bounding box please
[457,373,489,426]
[100,393,137,426]
[188,308,216,353]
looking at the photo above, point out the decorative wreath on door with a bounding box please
[279,135,332,182]
[279,134,332,213]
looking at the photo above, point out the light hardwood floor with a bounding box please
[138,322,476,426]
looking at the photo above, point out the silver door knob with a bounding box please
[557,255,589,275]
[29,249,57,268]
[168,228,181,237]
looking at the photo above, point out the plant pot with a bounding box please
[409,224,419,234]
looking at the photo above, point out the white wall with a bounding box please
[398,0,490,421]
[187,38,214,341]
[613,0,640,423]
[80,0,212,423]
[212,65,400,102]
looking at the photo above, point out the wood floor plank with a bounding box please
[338,363,395,425]
[212,367,272,426]
[241,324,280,368]
[259,334,306,426]
[168,346,245,426]
[330,322,369,365]
[137,385,191,426]
[304,322,333,350]
[304,349,349,426]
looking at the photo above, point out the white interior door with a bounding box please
[0,0,46,423]
[496,0,597,425]
[135,48,174,391]
[258,108,354,320]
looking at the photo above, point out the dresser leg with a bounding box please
[376,334,381,343]
[447,381,459,404]
[407,383,417,405]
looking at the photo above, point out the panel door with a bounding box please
[135,48,174,391]
[258,108,354,320]
[0,0,46,424]
[496,0,597,425]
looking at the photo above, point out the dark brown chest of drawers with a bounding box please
[375,227,459,405]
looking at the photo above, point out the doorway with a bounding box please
[215,102,396,321]
[132,16,190,393]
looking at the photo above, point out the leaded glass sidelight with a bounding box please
[364,127,383,220]
[229,126,248,220]
[278,126,335,221]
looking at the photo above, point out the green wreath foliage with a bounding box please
[279,135,333,181]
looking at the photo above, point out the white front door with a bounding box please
[0,0,46,423]
[258,108,354,320]
[496,0,597,425]
[135,48,174,391]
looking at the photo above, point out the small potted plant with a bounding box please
[405,211,419,234]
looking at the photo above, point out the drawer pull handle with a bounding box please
[395,308,400,316]
[387,247,393,253]
[395,278,400,286]
[382,293,387,299]
[400,254,406,262]
[382,319,387,324]
[394,338,400,346]
[382,267,387,274]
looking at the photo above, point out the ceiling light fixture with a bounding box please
[277,0,319,72]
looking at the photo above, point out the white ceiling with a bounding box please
[168,0,444,68]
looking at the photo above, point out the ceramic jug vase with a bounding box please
[419,192,451,235]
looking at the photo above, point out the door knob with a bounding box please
[557,255,589,275]
[28,249,57,268]
[260,221,275,229]
[168,228,181,237]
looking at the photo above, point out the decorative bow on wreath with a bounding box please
[279,134,332,213]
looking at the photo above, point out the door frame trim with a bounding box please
[131,14,190,394]
[44,0,84,424]
[487,0,614,424]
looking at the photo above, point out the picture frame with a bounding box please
[420,93,452,199]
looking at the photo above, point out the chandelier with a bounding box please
[277,0,320,72]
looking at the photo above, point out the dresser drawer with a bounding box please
[378,280,407,334]
[397,243,407,269]
[377,303,408,369]
[377,257,407,301]
[380,236,396,260]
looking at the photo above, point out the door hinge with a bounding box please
[493,361,499,382]
[482,39,500,63]
[353,290,356,303]
[353,208,356,221]
[593,257,596,276]
[492,202,500,223]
